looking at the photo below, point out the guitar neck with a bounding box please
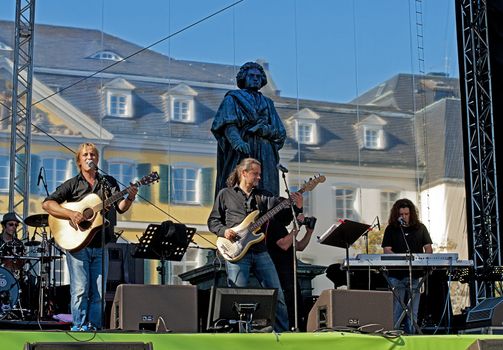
[249,199,291,232]
[103,187,131,208]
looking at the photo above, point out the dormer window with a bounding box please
[103,78,135,118]
[297,121,315,144]
[357,114,387,150]
[287,108,320,145]
[364,126,383,149]
[172,98,192,121]
[89,50,123,61]
[163,84,197,123]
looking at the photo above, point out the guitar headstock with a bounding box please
[299,174,326,193]
[136,171,160,187]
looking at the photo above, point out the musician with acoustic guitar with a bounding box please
[207,158,303,332]
[42,142,138,331]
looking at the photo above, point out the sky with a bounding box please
[0,0,458,103]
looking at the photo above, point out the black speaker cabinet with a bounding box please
[466,297,503,327]
[110,284,198,332]
[307,289,394,331]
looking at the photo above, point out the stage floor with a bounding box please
[4,330,503,350]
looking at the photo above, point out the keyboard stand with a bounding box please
[380,267,425,335]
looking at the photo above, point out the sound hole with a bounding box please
[82,208,94,220]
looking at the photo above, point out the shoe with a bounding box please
[70,326,81,332]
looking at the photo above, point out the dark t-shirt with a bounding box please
[381,223,432,253]
[381,222,433,278]
[266,219,293,271]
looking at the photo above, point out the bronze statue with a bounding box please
[211,62,286,196]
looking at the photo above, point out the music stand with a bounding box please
[318,219,370,288]
[133,221,196,284]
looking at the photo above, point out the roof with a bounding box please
[0,20,463,176]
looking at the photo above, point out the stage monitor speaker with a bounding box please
[307,289,394,332]
[466,297,503,327]
[24,342,153,350]
[110,284,198,333]
[466,339,503,350]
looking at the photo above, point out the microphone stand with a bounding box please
[95,166,112,331]
[398,220,421,334]
[279,169,301,331]
[40,167,50,197]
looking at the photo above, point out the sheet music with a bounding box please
[317,222,339,243]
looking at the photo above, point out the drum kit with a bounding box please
[0,213,63,321]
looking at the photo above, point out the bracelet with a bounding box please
[125,197,135,202]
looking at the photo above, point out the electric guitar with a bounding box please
[216,174,326,262]
[49,172,160,252]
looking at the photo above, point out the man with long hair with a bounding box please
[208,158,303,332]
[381,198,433,334]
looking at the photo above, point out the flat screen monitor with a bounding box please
[207,287,277,330]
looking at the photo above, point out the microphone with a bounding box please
[376,216,381,231]
[37,167,44,186]
[398,217,406,226]
[277,163,289,173]
[86,160,98,171]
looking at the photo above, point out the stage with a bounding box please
[4,330,503,350]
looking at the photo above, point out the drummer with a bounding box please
[0,212,25,272]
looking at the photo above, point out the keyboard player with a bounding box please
[381,198,433,334]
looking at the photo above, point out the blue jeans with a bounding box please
[225,251,289,332]
[388,276,421,334]
[66,247,108,329]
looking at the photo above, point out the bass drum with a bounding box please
[0,266,19,318]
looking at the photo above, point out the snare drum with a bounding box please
[0,240,26,273]
[0,266,19,317]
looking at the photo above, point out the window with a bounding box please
[42,157,72,193]
[364,126,383,149]
[380,191,399,222]
[358,115,386,150]
[170,97,194,122]
[297,122,314,144]
[108,162,136,187]
[0,155,9,191]
[173,99,191,121]
[109,93,129,117]
[334,187,356,220]
[104,78,135,118]
[365,128,379,149]
[90,50,123,61]
[172,167,198,203]
[165,84,197,123]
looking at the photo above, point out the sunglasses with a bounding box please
[6,222,19,227]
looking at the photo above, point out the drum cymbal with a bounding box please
[24,240,41,247]
[24,213,49,227]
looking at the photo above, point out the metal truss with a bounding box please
[8,0,36,237]
[457,0,501,304]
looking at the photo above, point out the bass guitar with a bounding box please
[49,172,160,252]
[216,174,326,262]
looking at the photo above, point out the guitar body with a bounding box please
[216,210,265,262]
[49,193,104,252]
